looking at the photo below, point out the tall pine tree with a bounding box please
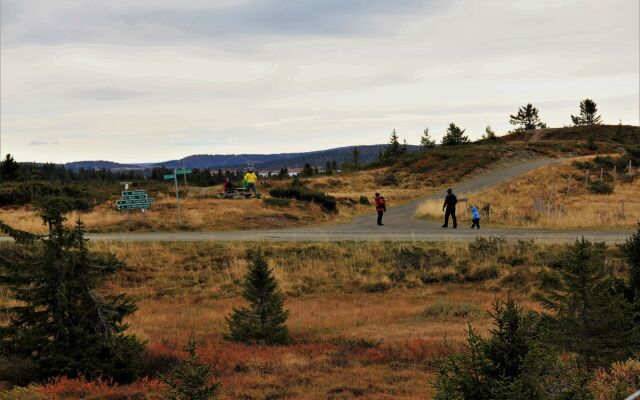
[420,128,436,150]
[0,153,20,181]
[226,254,289,345]
[441,123,469,146]
[509,104,546,131]
[0,197,144,382]
[571,99,602,126]
[382,129,402,160]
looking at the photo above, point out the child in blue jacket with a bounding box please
[470,206,480,229]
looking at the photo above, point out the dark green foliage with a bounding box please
[420,127,436,149]
[0,154,20,181]
[0,198,144,383]
[621,223,640,302]
[161,335,219,400]
[301,163,315,177]
[587,180,613,194]
[432,298,591,400]
[262,197,291,208]
[441,123,469,146]
[536,238,637,369]
[480,125,498,142]
[469,236,506,257]
[268,185,337,211]
[351,147,361,170]
[0,181,98,208]
[571,99,602,126]
[386,129,403,157]
[509,103,547,131]
[226,254,289,345]
[358,195,370,205]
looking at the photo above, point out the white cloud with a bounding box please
[0,0,638,163]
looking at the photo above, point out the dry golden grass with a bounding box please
[417,156,640,229]
[0,193,336,234]
[1,240,568,398]
[0,169,430,234]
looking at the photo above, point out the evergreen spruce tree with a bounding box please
[571,99,602,126]
[0,197,144,382]
[226,254,289,345]
[481,125,497,141]
[621,223,640,302]
[351,147,361,170]
[432,298,590,400]
[301,163,314,177]
[420,127,436,150]
[161,335,219,400]
[536,238,637,369]
[0,153,20,181]
[380,129,403,162]
[509,104,546,131]
[441,123,469,146]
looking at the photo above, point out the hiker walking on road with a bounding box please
[375,193,386,226]
[244,167,258,197]
[442,188,457,228]
[470,206,480,229]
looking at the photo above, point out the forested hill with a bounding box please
[64,144,420,171]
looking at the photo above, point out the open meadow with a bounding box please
[1,238,637,399]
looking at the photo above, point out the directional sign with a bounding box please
[163,174,175,180]
[176,169,192,174]
[115,190,153,211]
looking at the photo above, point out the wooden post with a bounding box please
[614,165,617,178]
[585,169,589,185]
[566,174,571,195]
[600,168,603,181]
[629,160,632,174]
[174,168,181,225]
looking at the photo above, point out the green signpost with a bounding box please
[164,168,192,224]
[115,190,153,211]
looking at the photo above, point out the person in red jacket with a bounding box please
[374,192,386,226]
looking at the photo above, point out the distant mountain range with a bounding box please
[64,144,420,171]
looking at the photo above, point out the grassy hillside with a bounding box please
[501,124,639,143]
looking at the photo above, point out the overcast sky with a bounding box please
[1,0,638,163]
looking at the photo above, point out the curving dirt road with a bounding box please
[31,158,630,244]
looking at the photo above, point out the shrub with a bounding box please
[424,300,481,319]
[358,195,370,205]
[466,264,499,281]
[590,358,640,400]
[263,197,291,208]
[468,236,506,256]
[374,173,399,186]
[0,181,97,209]
[588,180,614,194]
[269,185,336,211]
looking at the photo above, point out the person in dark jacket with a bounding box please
[375,192,386,226]
[442,188,457,228]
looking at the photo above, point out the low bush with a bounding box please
[468,236,506,256]
[424,300,481,319]
[374,173,399,186]
[269,185,337,211]
[263,197,291,208]
[358,195,370,205]
[588,180,614,194]
[0,181,99,209]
